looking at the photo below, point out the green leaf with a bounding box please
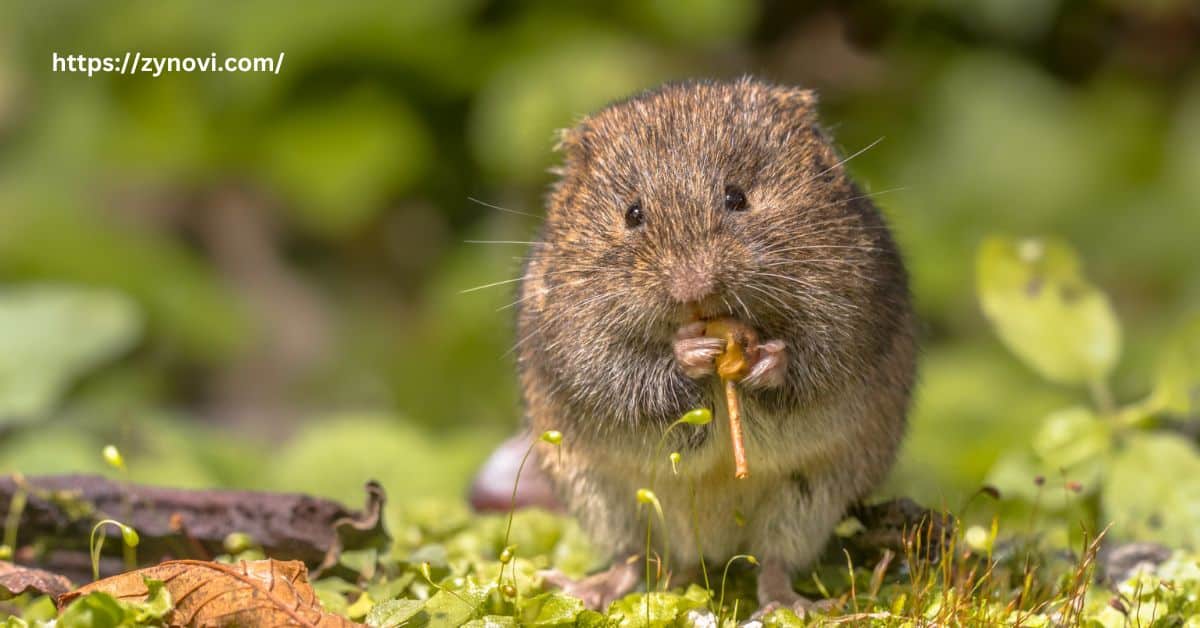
[418,581,490,628]
[366,599,425,628]
[0,285,141,422]
[132,578,172,623]
[574,610,607,627]
[1102,433,1200,547]
[54,578,172,628]
[56,591,131,628]
[461,616,518,628]
[605,591,708,627]
[763,607,807,627]
[1031,406,1111,486]
[1150,316,1200,419]
[519,592,585,626]
[977,236,1121,386]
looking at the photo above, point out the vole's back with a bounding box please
[516,78,915,570]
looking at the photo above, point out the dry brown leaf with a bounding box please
[58,558,360,627]
[0,560,73,598]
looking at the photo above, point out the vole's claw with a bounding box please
[742,339,787,389]
[674,322,725,379]
[753,557,820,621]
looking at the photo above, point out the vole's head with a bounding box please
[538,78,905,350]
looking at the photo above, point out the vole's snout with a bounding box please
[667,260,716,304]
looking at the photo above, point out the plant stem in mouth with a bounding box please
[724,378,749,479]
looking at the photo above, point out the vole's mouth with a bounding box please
[672,296,732,324]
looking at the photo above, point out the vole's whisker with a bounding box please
[730,291,756,325]
[751,271,826,292]
[741,282,792,313]
[505,327,543,358]
[761,261,881,286]
[468,196,542,219]
[497,277,592,311]
[760,258,865,267]
[749,273,864,316]
[464,240,544,246]
[720,295,735,319]
[459,277,524,293]
[467,265,628,296]
[762,245,888,257]
[799,136,885,188]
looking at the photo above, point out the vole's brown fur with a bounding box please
[517,78,916,610]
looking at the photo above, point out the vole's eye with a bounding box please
[724,186,749,212]
[625,200,645,229]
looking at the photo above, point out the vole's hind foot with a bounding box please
[674,321,725,378]
[539,559,640,611]
[751,558,825,621]
[742,339,787,389]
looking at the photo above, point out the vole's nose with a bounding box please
[668,263,716,303]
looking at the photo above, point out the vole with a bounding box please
[515,78,916,614]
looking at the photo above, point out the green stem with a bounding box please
[3,483,26,553]
[688,481,713,612]
[645,515,653,626]
[498,438,538,593]
[717,554,755,622]
[1089,379,1115,416]
[645,412,708,585]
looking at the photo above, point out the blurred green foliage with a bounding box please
[0,0,1197,533]
[977,235,1200,548]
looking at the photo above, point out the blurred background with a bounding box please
[0,1,1197,517]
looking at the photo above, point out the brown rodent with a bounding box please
[517,77,916,612]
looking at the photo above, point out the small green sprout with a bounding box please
[679,408,713,425]
[718,554,758,621]
[641,409,715,591]
[90,519,139,580]
[499,428,565,599]
[499,546,514,564]
[121,525,140,547]
[345,592,374,621]
[636,488,669,600]
[3,479,27,562]
[102,445,125,471]
[418,561,475,610]
[223,532,254,554]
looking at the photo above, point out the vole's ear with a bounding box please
[551,123,592,175]
[773,87,820,125]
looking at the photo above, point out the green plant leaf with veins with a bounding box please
[977,236,1120,386]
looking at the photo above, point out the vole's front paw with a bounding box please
[742,340,787,389]
[674,321,725,379]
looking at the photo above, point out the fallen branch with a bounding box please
[0,474,386,582]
